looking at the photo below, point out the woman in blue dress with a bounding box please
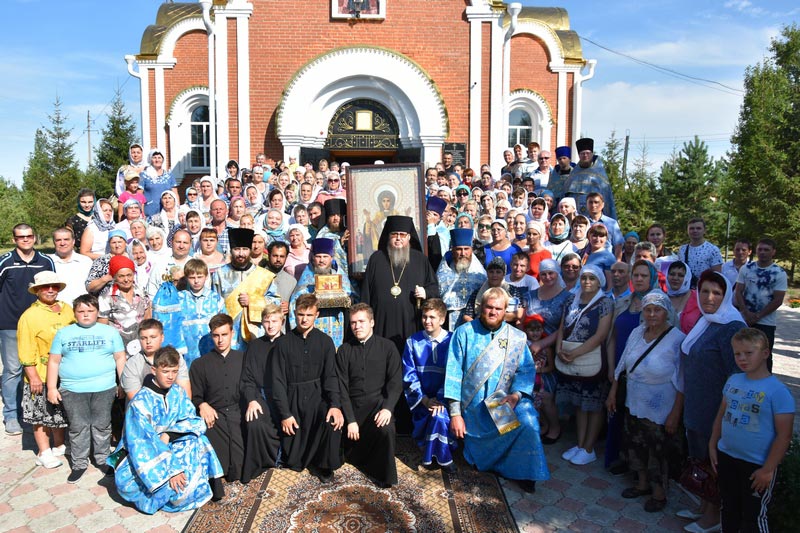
[139,148,177,218]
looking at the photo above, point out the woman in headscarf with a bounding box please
[453,184,471,210]
[80,199,116,260]
[148,190,181,247]
[262,208,288,245]
[621,231,640,264]
[183,186,201,211]
[525,221,552,279]
[283,224,310,281]
[471,214,493,266]
[128,219,148,246]
[556,264,614,466]
[570,215,590,256]
[546,213,575,263]
[560,252,582,294]
[604,260,660,473]
[145,226,171,259]
[251,165,269,198]
[529,197,549,225]
[557,197,577,223]
[607,291,686,513]
[244,184,265,218]
[525,258,573,443]
[678,271,745,532]
[198,176,218,221]
[139,148,177,218]
[667,261,701,334]
[455,212,473,230]
[66,188,96,252]
[127,238,152,292]
[226,196,247,228]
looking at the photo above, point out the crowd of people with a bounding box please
[0,138,794,532]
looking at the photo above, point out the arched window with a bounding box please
[190,105,210,169]
[508,109,532,148]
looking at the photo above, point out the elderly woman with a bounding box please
[472,214,493,266]
[607,292,686,512]
[98,255,152,357]
[679,270,746,532]
[605,260,660,472]
[560,252,582,293]
[546,213,575,262]
[570,215,590,255]
[556,264,613,466]
[148,190,181,246]
[262,208,288,245]
[667,261,701,334]
[128,219,148,245]
[127,239,152,291]
[139,149,177,218]
[67,188,96,251]
[17,272,73,468]
[80,199,116,260]
[525,259,573,442]
[146,226,171,259]
[85,230,130,296]
[483,219,522,270]
[525,221,552,279]
[621,231,640,264]
[283,224,310,280]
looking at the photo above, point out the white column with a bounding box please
[139,68,151,148]
[420,136,446,168]
[236,14,251,168]
[154,66,167,156]
[214,12,230,179]
[489,14,505,173]
[466,4,494,171]
[556,70,567,146]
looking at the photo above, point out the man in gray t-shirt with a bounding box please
[121,319,191,400]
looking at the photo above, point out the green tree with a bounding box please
[0,177,27,244]
[615,142,656,235]
[93,88,138,190]
[22,98,83,234]
[653,137,726,249]
[727,24,800,267]
[601,130,623,196]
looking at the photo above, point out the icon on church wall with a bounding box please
[346,163,426,275]
[332,0,385,19]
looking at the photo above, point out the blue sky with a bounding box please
[0,0,796,184]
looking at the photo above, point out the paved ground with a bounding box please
[1,306,798,532]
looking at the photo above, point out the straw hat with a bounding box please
[28,271,66,295]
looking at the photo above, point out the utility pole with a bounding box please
[621,129,630,185]
[85,111,97,168]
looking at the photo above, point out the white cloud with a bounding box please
[581,81,743,168]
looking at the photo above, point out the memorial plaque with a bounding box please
[442,142,467,166]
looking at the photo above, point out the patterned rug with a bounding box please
[183,439,518,533]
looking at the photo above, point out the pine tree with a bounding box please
[617,142,656,234]
[0,177,27,244]
[21,98,83,234]
[93,89,138,185]
[727,24,800,265]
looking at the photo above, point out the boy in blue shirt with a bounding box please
[710,328,795,532]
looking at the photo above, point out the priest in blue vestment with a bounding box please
[110,347,223,514]
[444,287,549,492]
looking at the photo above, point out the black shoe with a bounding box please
[210,477,225,501]
[317,468,334,484]
[441,462,457,474]
[374,480,393,489]
[608,460,629,476]
[102,466,115,478]
[515,479,536,493]
[541,431,562,445]
[67,468,87,484]
[621,486,653,499]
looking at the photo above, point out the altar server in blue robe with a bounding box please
[401,298,457,472]
[110,346,223,514]
[444,287,550,493]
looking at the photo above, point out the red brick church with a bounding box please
[127,0,594,183]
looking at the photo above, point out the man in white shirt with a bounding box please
[49,227,91,305]
[678,217,723,288]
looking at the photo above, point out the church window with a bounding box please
[508,109,532,148]
[190,105,210,169]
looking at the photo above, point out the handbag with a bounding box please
[556,340,603,379]
[615,327,673,408]
[679,457,719,504]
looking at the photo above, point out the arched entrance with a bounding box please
[278,46,448,167]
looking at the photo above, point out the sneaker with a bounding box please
[677,509,704,521]
[67,468,87,484]
[52,445,66,457]
[4,419,22,436]
[561,445,580,461]
[35,449,63,469]
[570,448,597,465]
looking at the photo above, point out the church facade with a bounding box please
[127,0,594,183]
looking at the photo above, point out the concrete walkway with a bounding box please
[1,306,798,532]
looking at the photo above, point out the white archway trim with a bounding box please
[508,89,554,151]
[505,20,565,68]
[157,17,206,64]
[167,86,209,180]
[277,47,448,152]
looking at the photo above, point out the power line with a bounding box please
[73,76,133,145]
[580,36,745,96]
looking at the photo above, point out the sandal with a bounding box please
[644,497,667,513]
[621,486,653,499]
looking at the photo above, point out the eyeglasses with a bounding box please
[14,234,34,240]
[328,179,340,183]
[187,192,198,196]
[478,224,492,230]
[490,227,505,233]
[563,264,581,270]
[457,191,469,196]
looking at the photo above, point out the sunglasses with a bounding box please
[38,284,62,291]
[457,191,469,196]
[477,224,492,230]
[14,234,34,240]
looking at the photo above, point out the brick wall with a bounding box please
[509,33,559,149]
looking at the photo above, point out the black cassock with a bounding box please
[190,349,245,482]
[240,335,282,483]
[270,328,342,472]
[337,335,402,485]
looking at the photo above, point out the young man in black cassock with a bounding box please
[361,215,439,433]
[337,303,402,488]
[239,304,284,484]
[189,313,245,499]
[270,293,344,482]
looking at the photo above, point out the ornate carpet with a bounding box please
[183,439,518,532]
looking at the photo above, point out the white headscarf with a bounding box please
[564,264,606,329]
[666,261,692,297]
[680,271,744,354]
